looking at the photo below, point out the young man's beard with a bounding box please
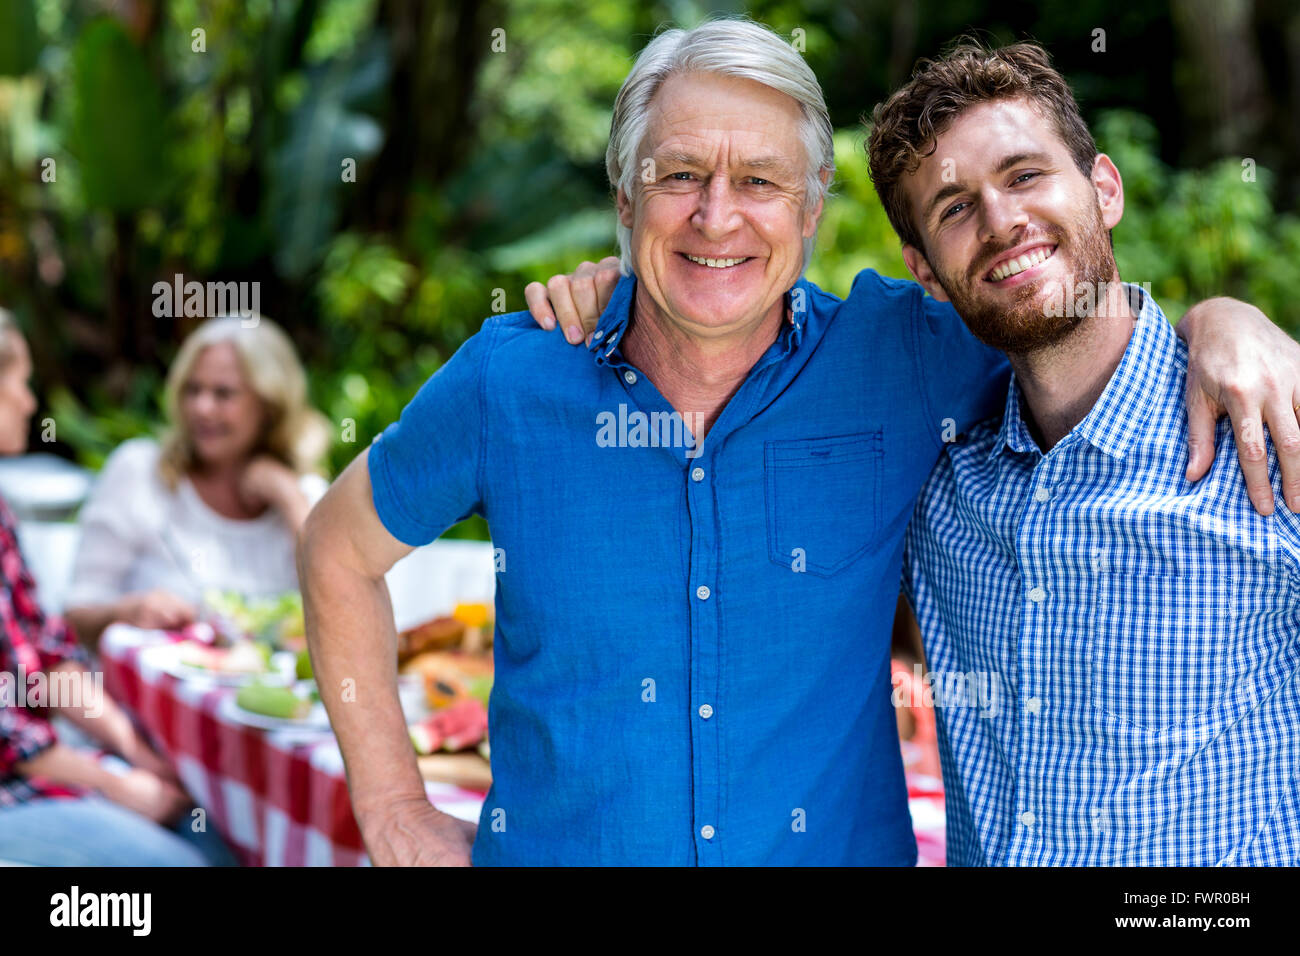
[927,203,1117,356]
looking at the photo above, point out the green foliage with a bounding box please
[268,35,388,278]
[806,129,909,296]
[68,19,172,211]
[45,371,166,472]
[1096,111,1300,333]
[0,0,42,77]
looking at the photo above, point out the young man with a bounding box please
[869,41,1299,865]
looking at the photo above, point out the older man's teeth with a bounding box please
[686,254,748,268]
[989,246,1054,281]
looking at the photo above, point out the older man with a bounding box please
[303,19,996,867]
[304,20,1297,866]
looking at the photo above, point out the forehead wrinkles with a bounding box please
[644,84,804,168]
[653,133,798,175]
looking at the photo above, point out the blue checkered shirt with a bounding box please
[903,286,1300,865]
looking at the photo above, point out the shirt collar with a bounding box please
[989,283,1172,462]
[988,374,1039,459]
[588,273,636,366]
[589,272,809,367]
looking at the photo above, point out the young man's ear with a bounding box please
[902,245,949,302]
[1091,153,1124,230]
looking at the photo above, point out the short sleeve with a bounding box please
[65,439,158,608]
[911,293,1010,445]
[367,323,494,547]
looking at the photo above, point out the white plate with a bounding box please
[222,680,426,734]
[221,684,333,734]
[140,642,296,687]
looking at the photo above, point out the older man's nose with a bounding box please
[691,175,744,238]
[977,188,1030,244]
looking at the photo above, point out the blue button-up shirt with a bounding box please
[370,269,1006,865]
[904,287,1300,865]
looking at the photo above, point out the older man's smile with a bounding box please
[682,253,754,269]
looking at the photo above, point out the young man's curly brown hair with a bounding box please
[866,40,1099,254]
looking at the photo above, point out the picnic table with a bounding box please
[98,624,485,866]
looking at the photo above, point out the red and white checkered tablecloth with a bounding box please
[904,751,947,868]
[98,625,946,866]
[98,624,486,867]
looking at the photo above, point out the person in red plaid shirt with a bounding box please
[0,309,235,865]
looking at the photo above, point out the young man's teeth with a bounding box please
[686,254,747,268]
[991,246,1053,281]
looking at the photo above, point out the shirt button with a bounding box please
[1021,811,1036,827]
[700,825,715,840]
[698,704,713,719]
[1026,697,1042,715]
[1033,486,1051,502]
[696,585,711,601]
[1027,586,1046,603]
[691,467,705,482]
[623,370,637,385]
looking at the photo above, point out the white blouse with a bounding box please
[66,438,328,606]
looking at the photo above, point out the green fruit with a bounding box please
[466,675,493,708]
[296,649,313,680]
[237,683,307,719]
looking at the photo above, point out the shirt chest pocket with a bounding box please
[1085,568,1237,733]
[764,431,883,577]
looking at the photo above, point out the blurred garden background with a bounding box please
[1,0,1298,517]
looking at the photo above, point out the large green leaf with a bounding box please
[482,208,615,273]
[267,35,388,279]
[68,19,171,211]
[0,0,41,76]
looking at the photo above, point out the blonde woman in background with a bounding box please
[65,315,332,647]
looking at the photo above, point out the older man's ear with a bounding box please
[617,185,635,229]
[804,166,832,235]
[524,257,622,345]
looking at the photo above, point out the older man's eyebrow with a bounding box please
[736,156,790,171]
[655,150,793,174]
[924,151,1057,221]
[657,150,705,168]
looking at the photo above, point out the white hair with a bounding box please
[606,18,835,275]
